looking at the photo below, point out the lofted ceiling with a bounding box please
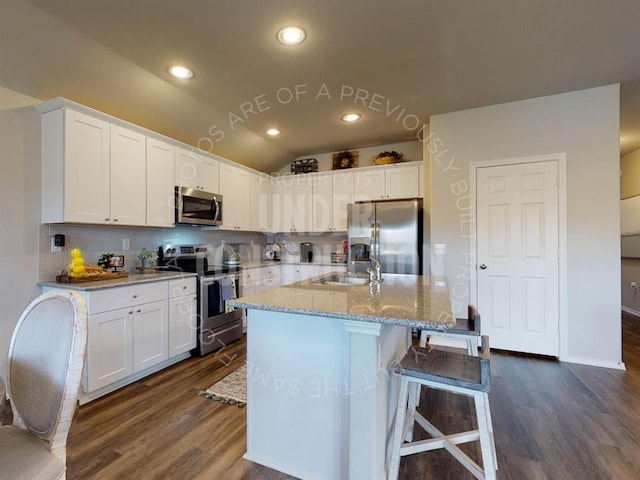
[1,0,640,172]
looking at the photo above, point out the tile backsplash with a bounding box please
[39,224,347,281]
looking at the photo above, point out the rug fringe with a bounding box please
[198,390,246,408]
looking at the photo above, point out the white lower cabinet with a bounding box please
[132,299,169,373]
[44,276,197,403]
[86,298,168,392]
[168,278,198,356]
[86,306,133,391]
[242,265,282,294]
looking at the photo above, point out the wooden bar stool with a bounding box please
[420,304,481,355]
[387,335,497,480]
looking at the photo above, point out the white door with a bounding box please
[476,160,559,356]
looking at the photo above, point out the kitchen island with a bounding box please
[227,273,454,480]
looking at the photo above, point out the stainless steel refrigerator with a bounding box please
[347,199,423,275]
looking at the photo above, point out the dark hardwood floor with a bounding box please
[4,315,640,479]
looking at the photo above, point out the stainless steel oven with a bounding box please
[197,274,243,356]
[163,244,243,356]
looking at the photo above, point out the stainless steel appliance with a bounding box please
[163,244,242,356]
[263,243,281,261]
[175,186,223,226]
[347,199,423,275]
[300,242,313,263]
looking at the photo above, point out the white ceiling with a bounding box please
[2,0,640,172]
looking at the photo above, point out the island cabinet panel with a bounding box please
[244,310,409,480]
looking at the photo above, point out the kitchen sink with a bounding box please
[313,273,370,286]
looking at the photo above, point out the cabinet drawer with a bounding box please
[87,281,168,314]
[168,277,197,298]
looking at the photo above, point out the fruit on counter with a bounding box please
[84,265,109,275]
[67,248,87,276]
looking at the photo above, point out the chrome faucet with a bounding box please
[367,256,382,284]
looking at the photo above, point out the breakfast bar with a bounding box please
[227,273,454,480]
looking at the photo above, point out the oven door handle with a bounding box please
[202,323,239,340]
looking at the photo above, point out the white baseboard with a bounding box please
[564,355,626,371]
[243,452,321,480]
[622,306,640,318]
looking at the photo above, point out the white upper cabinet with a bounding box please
[41,107,149,226]
[331,172,354,231]
[146,138,175,227]
[250,172,272,232]
[41,108,110,224]
[353,163,421,202]
[311,174,333,233]
[219,162,251,230]
[354,169,386,202]
[272,175,313,233]
[385,164,420,200]
[110,124,146,226]
[175,146,219,193]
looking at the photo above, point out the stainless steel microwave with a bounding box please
[175,186,223,226]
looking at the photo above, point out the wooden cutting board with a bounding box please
[56,271,129,283]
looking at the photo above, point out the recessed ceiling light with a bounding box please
[277,26,306,46]
[266,128,281,136]
[342,113,361,123]
[168,65,194,79]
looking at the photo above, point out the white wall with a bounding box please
[429,84,622,368]
[0,87,41,383]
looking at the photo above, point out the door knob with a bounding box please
[479,264,487,270]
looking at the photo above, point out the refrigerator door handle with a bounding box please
[370,222,380,258]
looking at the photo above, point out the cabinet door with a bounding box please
[169,294,197,356]
[175,147,198,189]
[250,173,273,232]
[354,169,385,201]
[86,307,133,392]
[311,175,333,233]
[199,155,219,193]
[293,175,313,232]
[272,178,294,233]
[133,300,169,373]
[332,172,354,231]
[146,137,175,227]
[110,124,147,225]
[64,109,110,223]
[219,163,251,230]
[418,164,425,198]
[386,164,420,200]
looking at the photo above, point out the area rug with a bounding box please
[199,364,246,408]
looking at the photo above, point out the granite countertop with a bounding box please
[242,260,347,269]
[39,271,197,291]
[228,273,455,330]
